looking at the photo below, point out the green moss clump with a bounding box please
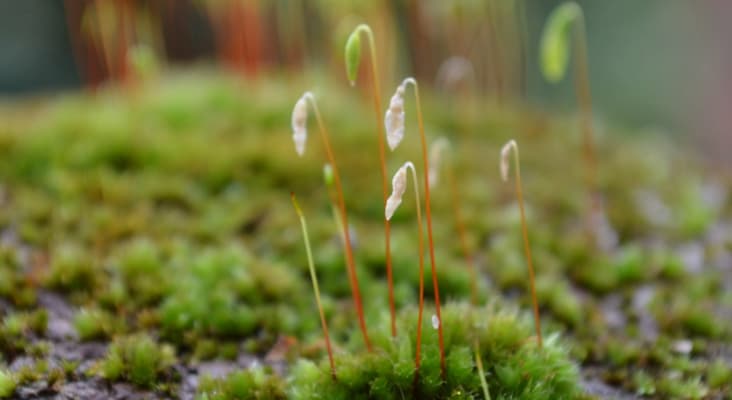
[115,238,168,306]
[0,370,16,399]
[707,359,732,390]
[196,367,287,400]
[73,307,120,341]
[158,246,258,341]
[289,303,581,399]
[98,334,176,388]
[45,242,98,294]
[1,310,48,357]
[535,275,582,327]
[656,375,708,399]
[158,243,313,347]
[0,246,36,307]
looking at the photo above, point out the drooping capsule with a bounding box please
[291,95,308,156]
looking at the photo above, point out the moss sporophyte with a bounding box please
[290,91,371,350]
[386,77,447,378]
[291,193,336,379]
[384,161,427,388]
[540,1,601,244]
[345,24,395,340]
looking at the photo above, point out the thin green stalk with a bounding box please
[291,193,336,380]
[474,340,491,400]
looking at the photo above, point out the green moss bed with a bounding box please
[0,73,730,399]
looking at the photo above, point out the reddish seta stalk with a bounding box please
[294,92,371,350]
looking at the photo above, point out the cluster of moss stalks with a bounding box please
[199,304,581,400]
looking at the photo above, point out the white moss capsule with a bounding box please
[431,314,440,330]
[385,164,408,220]
[384,84,405,151]
[291,95,308,156]
[500,140,517,181]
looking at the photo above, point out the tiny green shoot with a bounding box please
[0,370,16,399]
[291,192,336,380]
[474,340,491,400]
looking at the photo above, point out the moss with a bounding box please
[707,359,732,390]
[73,307,120,341]
[612,245,646,284]
[197,367,287,400]
[632,371,655,396]
[656,375,708,399]
[655,251,686,280]
[0,310,47,357]
[115,238,168,306]
[45,242,99,294]
[289,303,581,399]
[676,182,715,238]
[0,246,36,307]
[535,275,582,326]
[0,73,730,398]
[0,370,16,399]
[98,334,176,388]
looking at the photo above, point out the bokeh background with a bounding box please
[1,0,730,166]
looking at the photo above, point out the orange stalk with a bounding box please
[348,25,394,339]
[401,78,446,378]
[301,93,371,350]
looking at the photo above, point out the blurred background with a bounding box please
[1,0,730,166]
